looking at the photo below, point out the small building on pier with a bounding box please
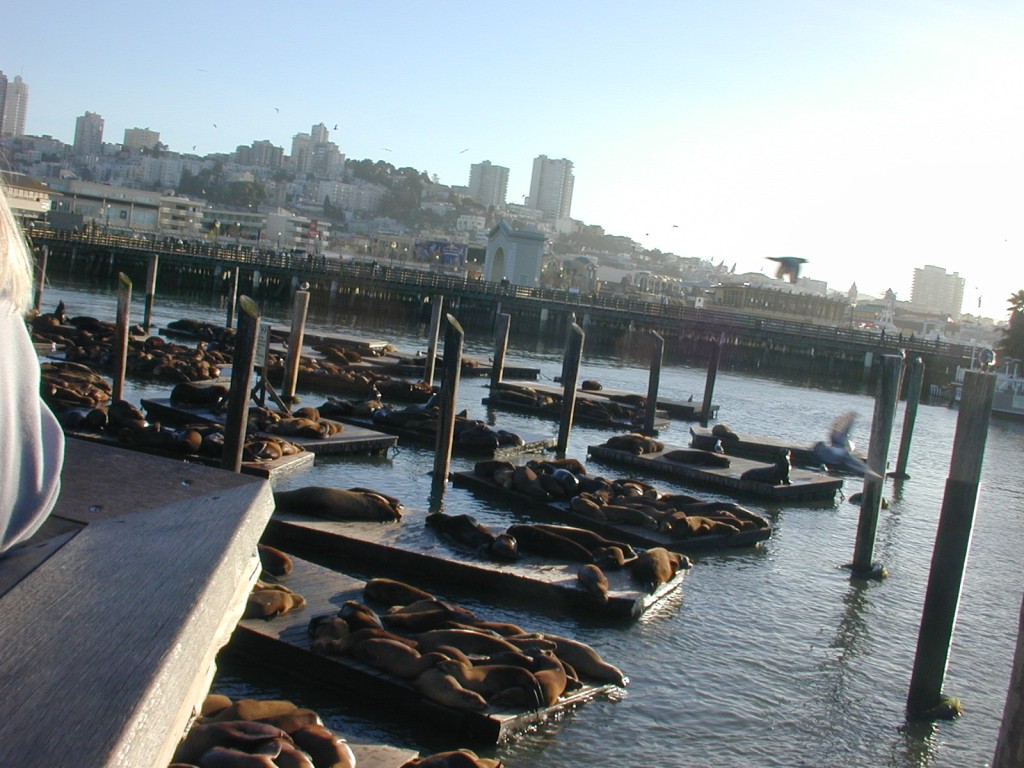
[484,219,546,287]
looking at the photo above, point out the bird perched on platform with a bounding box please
[813,412,878,477]
[767,256,808,283]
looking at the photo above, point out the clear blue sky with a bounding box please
[4,0,1022,320]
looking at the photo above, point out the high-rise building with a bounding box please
[73,112,105,156]
[911,265,965,318]
[0,73,7,137]
[123,127,160,151]
[1,75,29,137]
[527,155,574,219]
[467,160,509,208]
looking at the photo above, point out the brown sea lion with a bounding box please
[364,577,435,607]
[273,486,403,521]
[244,583,306,619]
[540,633,628,686]
[350,638,453,679]
[338,600,384,630]
[197,745,282,767]
[630,547,690,592]
[257,544,293,577]
[505,524,596,563]
[204,699,299,723]
[603,433,664,455]
[434,659,546,710]
[400,749,502,768]
[414,667,488,711]
[173,721,291,765]
[577,563,610,604]
[290,724,356,768]
[415,628,521,656]
[662,448,731,467]
[425,512,518,561]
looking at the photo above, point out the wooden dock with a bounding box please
[688,425,865,469]
[450,469,773,552]
[506,379,719,421]
[483,383,672,433]
[228,555,622,745]
[587,443,844,501]
[327,413,556,459]
[141,397,398,456]
[0,439,275,768]
[262,510,685,620]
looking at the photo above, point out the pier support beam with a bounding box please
[142,253,159,334]
[891,356,925,479]
[112,273,132,402]
[490,312,511,391]
[424,295,444,385]
[226,267,240,330]
[281,288,310,403]
[849,353,904,578]
[907,370,995,720]
[222,297,261,473]
[557,323,585,457]
[643,331,664,437]
[432,315,464,493]
[700,332,724,427]
[33,245,48,314]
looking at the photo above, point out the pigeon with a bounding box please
[813,412,878,477]
[767,256,807,283]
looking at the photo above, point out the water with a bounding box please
[39,278,1024,767]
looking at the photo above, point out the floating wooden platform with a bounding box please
[587,443,844,501]
[329,413,555,459]
[141,398,398,456]
[64,429,315,480]
[263,511,684,620]
[0,439,275,768]
[450,469,773,552]
[228,555,621,745]
[507,379,719,421]
[688,425,866,470]
[482,390,671,434]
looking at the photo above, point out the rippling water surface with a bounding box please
[44,280,1024,768]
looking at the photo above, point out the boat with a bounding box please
[940,353,1024,421]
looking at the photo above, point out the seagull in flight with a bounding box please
[767,256,807,283]
[458,148,470,153]
[813,412,878,477]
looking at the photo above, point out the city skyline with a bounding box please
[2,1,1022,321]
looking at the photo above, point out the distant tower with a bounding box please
[468,161,509,208]
[0,73,7,137]
[527,155,574,219]
[123,127,160,151]
[74,111,105,156]
[911,265,965,318]
[310,122,329,145]
[1,75,29,137]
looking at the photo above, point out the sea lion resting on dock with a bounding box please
[577,563,610,604]
[244,581,307,619]
[739,449,792,485]
[364,577,436,607]
[273,486,404,521]
[603,433,664,455]
[425,512,518,561]
[630,547,691,593]
[400,748,502,768]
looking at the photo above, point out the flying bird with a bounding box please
[813,412,877,477]
[458,148,469,153]
[274,107,279,113]
[334,124,339,130]
[767,256,807,283]
[212,123,217,128]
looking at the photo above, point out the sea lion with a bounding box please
[364,577,435,607]
[204,699,300,724]
[425,512,518,561]
[711,423,741,442]
[505,524,597,563]
[487,648,568,706]
[434,659,546,710]
[350,638,453,679]
[196,745,282,767]
[171,380,230,407]
[400,749,502,768]
[739,449,792,485]
[381,599,478,632]
[581,379,603,391]
[526,524,638,561]
[256,544,293,577]
[337,600,384,630]
[577,563,610,604]
[414,667,488,711]
[173,721,291,765]
[540,633,628,686]
[244,582,306,619]
[662,448,731,468]
[603,432,664,455]
[415,628,521,657]
[273,486,403,521]
[630,547,690,592]
[290,724,356,768]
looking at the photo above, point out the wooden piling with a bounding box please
[850,353,904,577]
[424,295,444,385]
[33,245,47,313]
[225,267,240,329]
[142,253,159,333]
[111,273,132,402]
[221,296,261,473]
[906,370,995,720]
[700,332,724,427]
[891,356,925,479]
[432,314,464,490]
[643,331,664,437]
[557,323,585,456]
[490,312,511,391]
[993,590,1024,767]
[281,289,310,403]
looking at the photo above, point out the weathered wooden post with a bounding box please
[221,296,261,473]
[111,273,132,402]
[993,591,1024,767]
[142,253,159,333]
[432,314,464,493]
[423,294,444,386]
[700,332,724,427]
[850,353,904,578]
[225,267,241,329]
[490,312,511,392]
[32,245,48,313]
[891,356,925,479]
[557,323,585,457]
[907,370,995,720]
[643,331,664,437]
[281,287,310,403]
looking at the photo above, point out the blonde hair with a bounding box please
[0,183,35,313]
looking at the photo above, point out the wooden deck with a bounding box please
[327,413,556,459]
[450,469,773,552]
[688,425,867,470]
[141,397,398,456]
[587,443,844,501]
[503,379,719,421]
[229,555,622,745]
[263,511,685,620]
[0,440,275,768]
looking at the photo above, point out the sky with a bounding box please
[3,0,1023,321]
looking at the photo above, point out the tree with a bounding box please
[996,290,1024,363]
